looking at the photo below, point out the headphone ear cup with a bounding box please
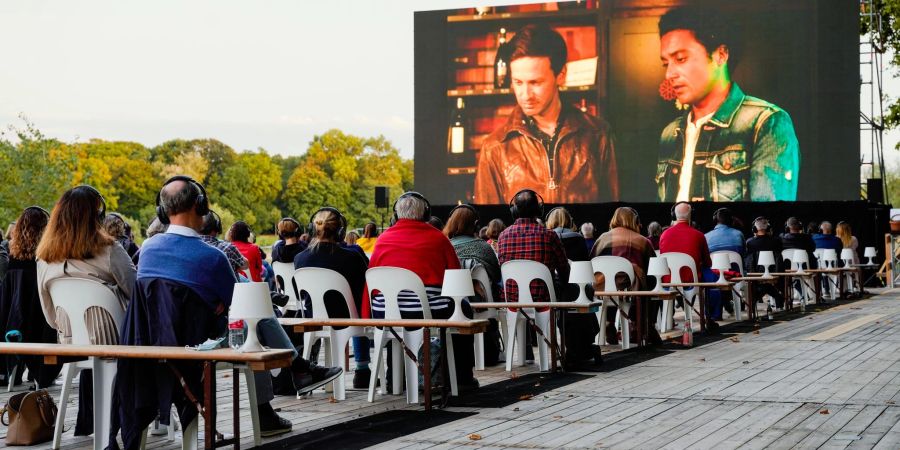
[195,193,209,217]
[156,205,169,225]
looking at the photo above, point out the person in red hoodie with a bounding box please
[227,221,263,282]
[364,191,477,390]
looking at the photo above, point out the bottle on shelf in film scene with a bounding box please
[494,27,510,89]
[449,97,467,154]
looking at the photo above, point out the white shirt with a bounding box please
[166,224,200,238]
[676,112,714,202]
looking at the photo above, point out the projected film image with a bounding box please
[413,0,858,205]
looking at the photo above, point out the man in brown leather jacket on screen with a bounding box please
[474,25,619,204]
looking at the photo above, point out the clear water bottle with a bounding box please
[228,320,245,350]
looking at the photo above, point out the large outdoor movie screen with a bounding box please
[413,0,859,205]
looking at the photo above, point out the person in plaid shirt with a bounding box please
[498,189,600,366]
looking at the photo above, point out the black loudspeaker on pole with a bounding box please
[867,178,884,204]
[375,186,389,208]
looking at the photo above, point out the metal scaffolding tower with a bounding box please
[860,0,888,203]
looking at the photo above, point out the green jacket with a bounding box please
[656,83,800,202]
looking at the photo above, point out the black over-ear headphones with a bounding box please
[308,207,347,242]
[751,216,770,234]
[670,201,690,221]
[392,191,431,223]
[155,175,209,225]
[23,205,51,219]
[509,188,544,219]
[277,217,302,239]
[208,210,223,234]
[73,185,107,222]
[449,203,480,230]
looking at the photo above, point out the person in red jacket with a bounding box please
[227,221,263,282]
[364,191,477,390]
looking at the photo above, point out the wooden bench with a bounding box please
[278,318,489,410]
[0,343,293,449]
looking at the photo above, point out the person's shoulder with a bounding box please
[483,112,518,149]
[568,106,610,134]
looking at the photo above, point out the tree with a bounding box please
[208,150,282,230]
[863,0,900,135]
[70,140,160,219]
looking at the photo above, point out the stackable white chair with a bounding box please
[658,252,699,333]
[271,261,301,314]
[365,267,458,404]
[47,278,125,450]
[501,260,555,372]
[294,267,371,400]
[470,265,500,370]
[590,256,634,349]
[711,250,744,320]
[840,249,859,295]
[821,249,839,299]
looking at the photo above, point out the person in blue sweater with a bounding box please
[813,221,843,250]
[705,208,745,256]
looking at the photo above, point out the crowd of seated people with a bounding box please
[0,177,871,445]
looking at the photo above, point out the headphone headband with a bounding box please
[155,175,209,225]
[308,207,347,242]
[509,188,544,219]
[449,203,480,231]
[392,191,432,223]
[670,201,690,222]
[23,205,50,219]
[73,185,107,222]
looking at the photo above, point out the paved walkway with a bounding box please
[372,288,900,449]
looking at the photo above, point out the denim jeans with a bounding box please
[254,316,298,404]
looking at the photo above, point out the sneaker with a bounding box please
[353,368,371,389]
[296,364,343,396]
[258,403,291,437]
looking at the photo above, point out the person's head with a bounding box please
[486,218,506,240]
[227,221,252,243]
[146,217,168,239]
[36,185,115,263]
[478,226,488,240]
[308,207,347,250]
[753,216,771,236]
[9,206,50,260]
[609,207,641,233]
[546,207,575,231]
[300,233,310,243]
[102,213,128,239]
[647,221,662,238]
[508,25,568,118]
[786,217,803,233]
[807,221,820,235]
[713,208,734,227]
[510,189,543,220]
[276,217,302,242]
[443,204,479,239]
[345,231,359,246]
[659,7,733,108]
[200,211,223,236]
[393,191,430,222]
[836,222,853,247]
[673,201,691,222]
[581,222,594,239]
[820,221,833,235]
[157,176,208,231]
[363,222,378,238]
[427,216,444,230]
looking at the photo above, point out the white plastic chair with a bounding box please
[658,252,699,333]
[271,261,301,314]
[590,256,634,349]
[501,260,555,372]
[294,267,371,400]
[47,278,125,450]
[711,250,744,320]
[821,249,839,299]
[365,267,458,404]
[470,265,499,370]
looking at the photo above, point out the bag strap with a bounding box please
[35,392,57,427]
[0,406,8,426]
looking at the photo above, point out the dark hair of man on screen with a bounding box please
[508,24,568,75]
[658,6,740,69]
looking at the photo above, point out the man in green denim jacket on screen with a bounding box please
[656,6,799,202]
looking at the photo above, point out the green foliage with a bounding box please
[863,0,900,133]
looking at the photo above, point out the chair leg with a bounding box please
[52,363,79,450]
[331,333,350,401]
[241,366,261,446]
[323,337,334,394]
[619,302,631,350]
[403,332,423,405]
[473,332,484,371]
[302,333,314,361]
[505,312,519,372]
[367,329,386,402]
[391,340,403,396]
[6,364,16,393]
[497,312,508,362]
[182,418,198,450]
[140,426,149,450]
[444,331,458,396]
[535,312,550,372]
[92,357,117,450]
[598,299,609,345]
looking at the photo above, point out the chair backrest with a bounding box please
[365,267,432,320]
[590,255,635,291]
[813,248,824,267]
[293,267,359,319]
[787,249,811,270]
[47,278,124,346]
[821,249,838,268]
[711,250,744,274]
[500,260,557,303]
[271,261,298,301]
[659,252,698,284]
[470,265,494,303]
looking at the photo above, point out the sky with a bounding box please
[0,0,897,170]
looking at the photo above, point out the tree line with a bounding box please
[0,117,414,236]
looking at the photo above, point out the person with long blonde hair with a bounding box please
[835,221,859,264]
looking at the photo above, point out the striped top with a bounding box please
[370,286,450,314]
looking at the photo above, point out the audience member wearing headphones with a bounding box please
[198,210,249,275]
[591,207,660,345]
[659,202,724,323]
[357,222,379,254]
[705,208,746,256]
[0,206,60,388]
[36,186,137,436]
[744,217,786,309]
[227,221,264,282]
[546,207,589,262]
[272,217,307,263]
[293,207,369,387]
[781,217,817,269]
[365,191,479,390]
[581,222,596,254]
[103,212,140,258]
[813,221,843,251]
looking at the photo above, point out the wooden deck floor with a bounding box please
[3,289,900,449]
